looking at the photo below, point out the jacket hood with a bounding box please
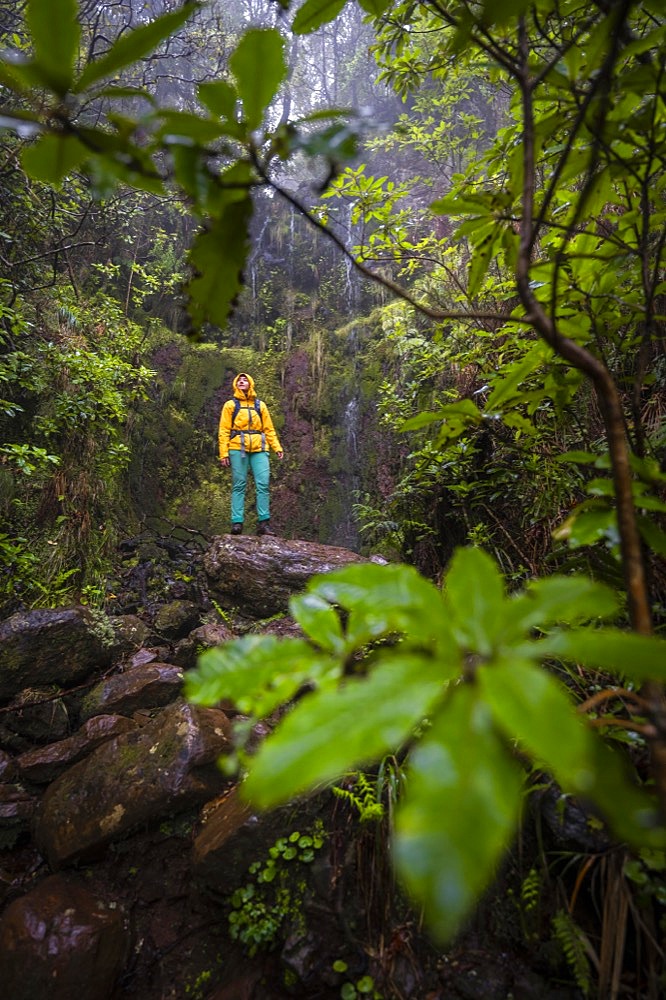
[232,372,256,400]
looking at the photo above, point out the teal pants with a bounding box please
[229,450,271,524]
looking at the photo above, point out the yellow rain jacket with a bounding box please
[218,373,283,459]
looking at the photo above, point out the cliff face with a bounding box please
[126,328,395,553]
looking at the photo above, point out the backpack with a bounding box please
[231,396,262,427]
[230,396,265,451]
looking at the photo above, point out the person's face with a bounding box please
[237,376,250,391]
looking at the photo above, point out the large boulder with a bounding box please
[203,535,370,617]
[34,700,232,867]
[0,607,113,702]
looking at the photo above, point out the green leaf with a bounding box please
[21,133,89,186]
[553,507,619,550]
[507,575,619,633]
[243,653,447,807]
[198,80,238,120]
[443,547,505,656]
[171,145,215,211]
[26,0,80,95]
[308,562,454,655]
[637,516,666,558]
[75,3,200,92]
[401,399,482,434]
[393,685,523,942]
[485,342,551,411]
[187,192,253,330]
[185,635,337,718]
[478,658,595,791]
[289,592,345,654]
[536,629,666,683]
[479,0,531,26]
[156,110,230,145]
[292,0,349,35]
[584,738,666,850]
[358,0,393,14]
[94,85,157,108]
[229,29,287,132]
[467,222,498,298]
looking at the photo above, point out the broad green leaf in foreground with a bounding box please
[21,133,89,186]
[198,80,237,121]
[187,195,253,329]
[535,629,666,683]
[444,546,505,655]
[358,0,394,15]
[394,684,523,942]
[288,592,345,654]
[185,635,336,718]
[307,561,453,652]
[242,653,447,808]
[581,737,666,850]
[478,658,595,790]
[26,0,80,95]
[505,575,619,635]
[292,0,349,35]
[229,29,287,131]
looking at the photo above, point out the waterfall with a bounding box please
[344,397,359,459]
[344,203,359,311]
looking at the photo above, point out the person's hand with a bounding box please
[276,451,284,460]
[221,457,230,467]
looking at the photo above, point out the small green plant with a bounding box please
[184,968,213,1000]
[333,772,385,824]
[332,963,382,999]
[515,865,541,943]
[552,909,592,997]
[209,598,235,626]
[227,822,326,956]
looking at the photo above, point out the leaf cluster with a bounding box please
[187,549,666,941]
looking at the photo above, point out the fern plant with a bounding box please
[552,909,592,997]
[333,772,385,824]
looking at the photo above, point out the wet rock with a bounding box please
[17,715,137,784]
[107,614,156,655]
[535,785,612,852]
[0,784,36,826]
[34,701,232,867]
[0,749,16,782]
[79,663,185,722]
[0,607,112,702]
[0,873,129,1000]
[204,535,370,617]
[128,645,171,667]
[1,686,70,748]
[153,599,201,639]
[171,621,235,670]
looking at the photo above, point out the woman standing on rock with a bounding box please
[218,372,283,536]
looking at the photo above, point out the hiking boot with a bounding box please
[257,520,275,536]
[231,523,243,535]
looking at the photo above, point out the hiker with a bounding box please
[218,372,284,535]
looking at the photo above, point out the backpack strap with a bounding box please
[230,397,265,452]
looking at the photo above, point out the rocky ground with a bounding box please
[0,532,582,999]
